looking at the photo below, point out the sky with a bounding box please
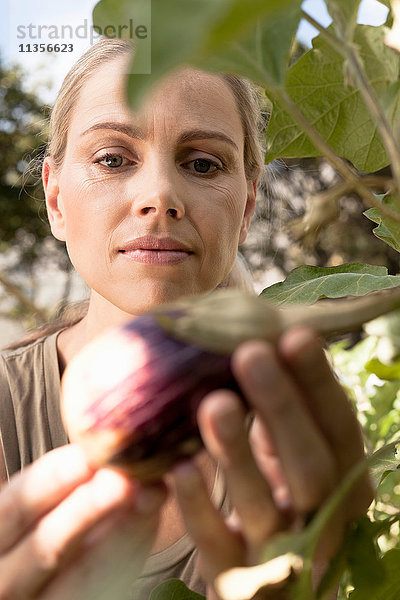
[0,0,390,104]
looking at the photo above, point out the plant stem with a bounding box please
[301,9,400,197]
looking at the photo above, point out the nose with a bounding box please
[132,155,185,220]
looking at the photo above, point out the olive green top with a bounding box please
[0,331,228,598]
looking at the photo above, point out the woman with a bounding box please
[0,38,372,599]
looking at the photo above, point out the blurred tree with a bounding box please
[0,54,72,329]
[1,55,50,259]
[241,159,400,293]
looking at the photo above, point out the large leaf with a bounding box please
[380,80,400,121]
[349,549,400,600]
[364,194,400,253]
[92,0,153,74]
[260,264,400,304]
[265,25,400,172]
[93,0,301,111]
[93,0,228,81]
[196,5,302,88]
[150,579,205,600]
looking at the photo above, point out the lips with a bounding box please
[119,236,193,254]
[118,235,194,265]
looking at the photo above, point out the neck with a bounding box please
[56,290,140,374]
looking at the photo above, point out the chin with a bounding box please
[111,282,202,316]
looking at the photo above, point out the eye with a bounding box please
[94,152,133,169]
[186,158,221,175]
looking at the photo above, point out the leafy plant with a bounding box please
[90,0,400,598]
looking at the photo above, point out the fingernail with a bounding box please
[135,486,165,514]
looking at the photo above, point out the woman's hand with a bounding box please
[171,327,374,598]
[0,444,166,599]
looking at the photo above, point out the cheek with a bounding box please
[192,178,247,277]
[61,175,123,238]
[195,178,247,239]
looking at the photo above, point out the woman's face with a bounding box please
[44,58,256,316]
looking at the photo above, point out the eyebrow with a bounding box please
[80,122,239,151]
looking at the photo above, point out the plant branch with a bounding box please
[276,88,400,222]
[301,9,400,197]
[0,272,48,324]
[288,176,393,247]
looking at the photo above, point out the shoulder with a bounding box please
[0,331,61,416]
[2,331,52,357]
[0,332,58,425]
[0,331,65,482]
[1,331,59,374]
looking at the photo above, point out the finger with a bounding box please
[278,327,374,516]
[0,445,94,554]
[232,341,337,514]
[171,461,244,583]
[198,390,285,547]
[0,469,162,598]
[40,486,165,600]
[248,416,291,513]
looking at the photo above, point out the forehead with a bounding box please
[69,57,244,143]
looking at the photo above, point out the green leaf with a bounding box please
[198,4,302,88]
[293,443,397,599]
[380,80,400,122]
[203,0,299,50]
[265,25,400,171]
[260,264,400,304]
[369,442,400,487]
[365,357,400,380]
[318,516,386,597]
[150,579,205,600]
[93,0,228,107]
[93,0,153,75]
[93,0,301,111]
[364,195,400,253]
[349,548,400,599]
[221,444,398,600]
[346,516,385,591]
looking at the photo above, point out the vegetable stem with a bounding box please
[281,286,400,338]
